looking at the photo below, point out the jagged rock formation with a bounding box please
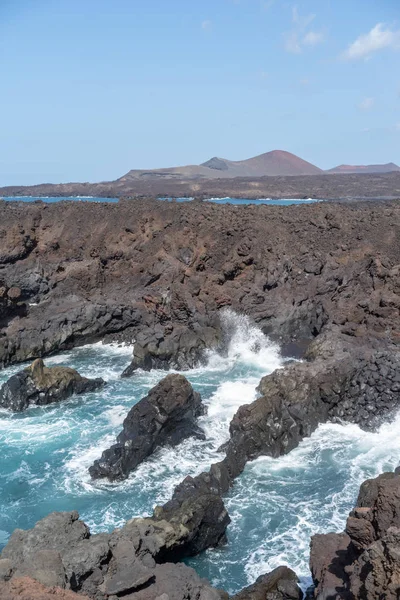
[0,358,104,412]
[89,374,205,481]
[310,471,400,599]
[121,323,220,375]
[0,199,399,370]
[222,343,400,466]
[1,492,230,599]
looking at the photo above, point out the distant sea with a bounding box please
[2,196,322,206]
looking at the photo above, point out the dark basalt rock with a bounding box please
[0,504,298,599]
[310,471,400,599]
[122,324,220,375]
[0,498,230,598]
[0,358,105,412]
[89,374,205,481]
[220,344,400,479]
[1,200,399,370]
[231,566,302,600]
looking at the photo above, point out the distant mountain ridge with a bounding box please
[119,150,399,181]
[327,163,400,175]
[120,150,322,181]
[1,151,399,199]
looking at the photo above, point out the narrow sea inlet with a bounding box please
[0,312,399,594]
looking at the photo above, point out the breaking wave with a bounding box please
[0,312,399,594]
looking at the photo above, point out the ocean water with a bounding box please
[2,196,119,203]
[162,197,321,205]
[2,196,321,206]
[0,310,399,594]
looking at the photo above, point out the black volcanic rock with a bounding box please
[0,358,104,412]
[231,566,302,600]
[1,494,230,597]
[0,199,399,370]
[310,471,400,599]
[122,324,220,375]
[89,374,205,481]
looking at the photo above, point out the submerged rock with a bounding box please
[0,358,104,412]
[310,470,400,599]
[89,373,205,481]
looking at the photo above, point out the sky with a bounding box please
[0,0,399,185]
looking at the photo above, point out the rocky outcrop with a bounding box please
[0,496,229,599]
[0,505,303,599]
[89,374,205,481]
[230,566,301,600]
[161,341,400,511]
[310,471,400,599]
[221,344,400,472]
[0,358,104,412]
[122,324,220,375]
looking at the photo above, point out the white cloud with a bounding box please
[291,5,315,29]
[284,6,324,53]
[395,122,400,131]
[201,20,212,31]
[299,77,310,86]
[358,97,375,111]
[343,23,400,60]
[303,31,325,46]
[284,31,302,54]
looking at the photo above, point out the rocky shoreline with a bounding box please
[0,197,399,598]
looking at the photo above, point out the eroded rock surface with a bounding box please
[89,374,205,481]
[223,344,400,469]
[0,358,104,412]
[310,471,400,599]
[230,566,302,600]
[0,199,399,368]
[122,324,221,375]
[0,577,90,600]
[0,501,230,599]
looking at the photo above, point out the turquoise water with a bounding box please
[0,310,399,594]
[2,196,321,206]
[2,196,119,203]
[163,197,321,205]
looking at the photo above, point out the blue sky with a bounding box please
[0,0,399,185]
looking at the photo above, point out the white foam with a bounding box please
[223,411,400,588]
[206,309,282,373]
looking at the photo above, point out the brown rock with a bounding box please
[0,576,89,600]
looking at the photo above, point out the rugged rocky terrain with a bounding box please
[0,197,398,368]
[1,171,400,199]
[0,358,104,411]
[310,470,400,599]
[0,501,299,599]
[0,197,399,598]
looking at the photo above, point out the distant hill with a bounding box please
[327,163,400,175]
[119,150,322,181]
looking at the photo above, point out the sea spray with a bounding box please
[1,315,400,594]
